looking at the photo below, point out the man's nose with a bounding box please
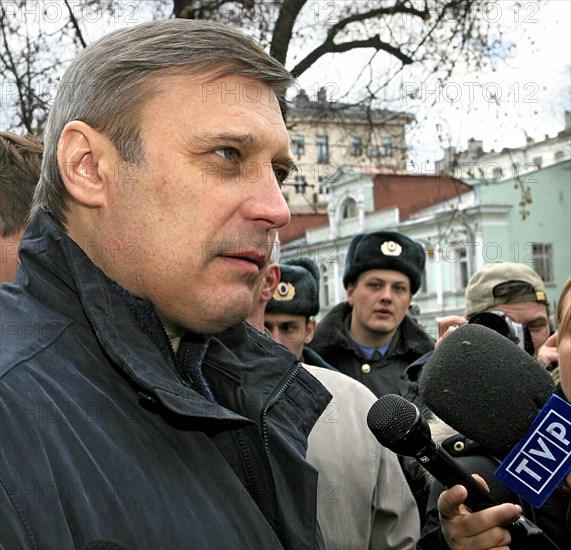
[243,166,291,229]
[378,288,392,302]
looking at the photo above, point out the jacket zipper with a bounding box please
[233,430,261,507]
[259,360,302,546]
[261,360,302,452]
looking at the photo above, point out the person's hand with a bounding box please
[536,331,558,367]
[438,475,522,550]
[435,315,468,349]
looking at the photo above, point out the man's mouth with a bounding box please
[220,250,266,269]
[374,309,392,316]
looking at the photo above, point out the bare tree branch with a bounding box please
[291,34,414,78]
[64,0,87,48]
[269,0,307,65]
[1,0,521,135]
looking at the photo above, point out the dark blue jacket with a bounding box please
[0,212,331,549]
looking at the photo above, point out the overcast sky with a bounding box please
[400,0,571,165]
[295,0,571,167]
[6,0,570,168]
[411,0,571,163]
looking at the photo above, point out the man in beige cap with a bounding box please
[438,261,557,365]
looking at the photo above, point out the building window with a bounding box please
[350,136,362,157]
[291,135,305,157]
[451,243,470,291]
[532,156,543,168]
[320,263,330,308]
[532,243,553,284]
[318,176,329,195]
[419,267,428,295]
[294,175,307,195]
[555,150,564,160]
[341,198,357,219]
[381,137,393,157]
[368,145,380,158]
[492,166,503,180]
[316,135,329,164]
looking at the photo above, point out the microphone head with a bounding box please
[419,323,555,456]
[367,394,432,456]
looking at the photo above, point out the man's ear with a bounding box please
[304,318,317,344]
[260,263,281,303]
[57,120,117,208]
[346,283,355,306]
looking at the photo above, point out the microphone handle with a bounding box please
[417,440,500,511]
[417,441,551,549]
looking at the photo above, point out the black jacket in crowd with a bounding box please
[0,211,332,549]
[309,301,435,399]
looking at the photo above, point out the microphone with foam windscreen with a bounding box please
[367,394,504,511]
[419,323,556,457]
[367,394,545,548]
[419,323,570,509]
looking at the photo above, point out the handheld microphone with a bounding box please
[419,323,570,510]
[367,394,507,511]
[419,323,555,457]
[367,394,544,546]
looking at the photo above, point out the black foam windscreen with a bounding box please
[366,393,433,456]
[419,323,555,456]
[367,393,418,445]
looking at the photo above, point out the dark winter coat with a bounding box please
[0,212,332,549]
[309,302,435,399]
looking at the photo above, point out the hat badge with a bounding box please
[273,282,296,301]
[380,240,402,257]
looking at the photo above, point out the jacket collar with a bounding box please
[311,301,434,358]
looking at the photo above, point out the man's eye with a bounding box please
[273,167,290,185]
[214,147,240,161]
[527,323,547,331]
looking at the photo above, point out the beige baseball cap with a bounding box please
[465,262,549,316]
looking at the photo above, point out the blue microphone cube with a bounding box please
[494,394,571,508]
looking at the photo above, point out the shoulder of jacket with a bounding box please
[400,316,436,351]
[303,363,376,407]
[310,302,352,352]
[0,296,73,379]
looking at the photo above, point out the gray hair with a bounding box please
[32,19,294,226]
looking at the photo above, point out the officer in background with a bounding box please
[310,230,434,398]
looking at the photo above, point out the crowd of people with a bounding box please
[1,18,569,550]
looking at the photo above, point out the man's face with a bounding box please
[487,302,550,357]
[264,313,315,359]
[90,73,292,334]
[347,269,412,346]
[0,227,25,283]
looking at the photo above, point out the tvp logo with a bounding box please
[495,394,571,508]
